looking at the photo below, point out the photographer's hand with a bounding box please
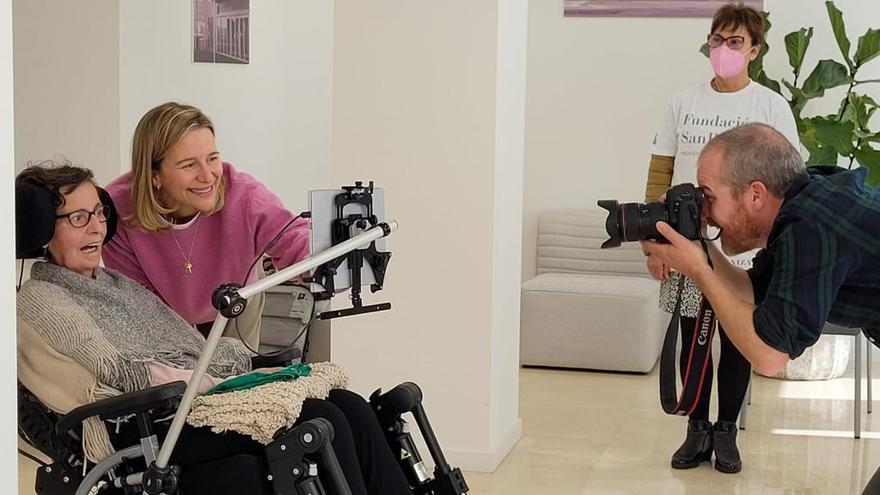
[644,222,710,281]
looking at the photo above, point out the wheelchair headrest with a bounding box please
[15,182,118,259]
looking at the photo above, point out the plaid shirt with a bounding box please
[748,166,880,359]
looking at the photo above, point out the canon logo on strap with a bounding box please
[697,309,714,346]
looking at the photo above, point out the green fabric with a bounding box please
[206,363,311,395]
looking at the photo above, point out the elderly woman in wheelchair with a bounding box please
[16,162,466,495]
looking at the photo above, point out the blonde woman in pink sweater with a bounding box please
[104,102,309,348]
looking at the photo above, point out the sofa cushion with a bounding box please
[522,273,659,301]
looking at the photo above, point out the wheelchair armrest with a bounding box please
[55,381,187,435]
[251,347,300,369]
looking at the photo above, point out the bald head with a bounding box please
[700,122,806,196]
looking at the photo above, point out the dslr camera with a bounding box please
[597,183,703,249]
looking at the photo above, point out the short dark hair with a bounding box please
[15,160,96,210]
[711,3,765,47]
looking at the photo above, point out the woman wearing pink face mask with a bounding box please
[642,3,799,475]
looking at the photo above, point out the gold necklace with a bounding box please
[169,216,202,275]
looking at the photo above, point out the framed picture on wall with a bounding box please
[564,0,763,18]
[193,0,250,64]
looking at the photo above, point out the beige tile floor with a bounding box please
[19,359,880,494]
[464,362,880,495]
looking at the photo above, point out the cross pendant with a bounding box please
[184,261,193,274]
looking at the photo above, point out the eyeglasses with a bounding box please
[707,33,746,51]
[56,205,108,228]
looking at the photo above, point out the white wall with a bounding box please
[119,0,334,211]
[332,0,525,472]
[10,0,525,474]
[522,0,880,281]
[491,0,528,461]
[12,0,120,184]
[2,0,18,487]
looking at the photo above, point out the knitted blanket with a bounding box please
[187,362,349,444]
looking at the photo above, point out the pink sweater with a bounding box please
[103,163,310,325]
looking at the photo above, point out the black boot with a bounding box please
[712,420,742,473]
[671,419,713,469]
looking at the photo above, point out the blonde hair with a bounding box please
[128,102,226,232]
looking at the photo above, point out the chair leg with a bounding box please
[856,334,862,439]
[868,336,873,415]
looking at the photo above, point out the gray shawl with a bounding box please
[18,262,252,394]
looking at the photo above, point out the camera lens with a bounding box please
[598,199,668,248]
[619,203,641,242]
[598,183,702,248]
[597,200,623,248]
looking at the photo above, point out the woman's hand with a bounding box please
[149,362,219,393]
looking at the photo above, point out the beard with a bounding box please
[719,204,762,256]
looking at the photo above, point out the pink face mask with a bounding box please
[710,45,748,80]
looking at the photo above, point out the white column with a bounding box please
[2,0,19,487]
[332,0,527,471]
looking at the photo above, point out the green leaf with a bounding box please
[840,93,863,127]
[814,117,856,156]
[855,144,880,165]
[801,60,851,97]
[840,93,879,131]
[800,116,842,155]
[807,145,839,165]
[753,70,781,95]
[783,80,810,117]
[868,165,880,186]
[785,28,814,77]
[855,28,880,67]
[826,1,853,71]
[799,117,821,153]
[854,145,880,185]
[699,42,710,59]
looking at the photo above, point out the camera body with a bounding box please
[597,183,703,249]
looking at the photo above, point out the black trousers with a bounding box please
[679,316,752,423]
[120,389,412,495]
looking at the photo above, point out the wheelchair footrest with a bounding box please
[35,462,83,495]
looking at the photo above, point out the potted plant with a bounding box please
[702,1,880,184]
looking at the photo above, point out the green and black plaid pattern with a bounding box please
[748,167,880,359]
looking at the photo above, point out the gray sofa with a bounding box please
[520,209,666,373]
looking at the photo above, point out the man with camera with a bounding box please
[645,122,880,379]
[643,122,880,491]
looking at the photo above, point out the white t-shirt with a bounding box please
[651,79,799,316]
[652,79,799,269]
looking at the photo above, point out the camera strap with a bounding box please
[659,240,717,416]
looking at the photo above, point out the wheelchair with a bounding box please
[16,181,469,495]
[19,373,469,494]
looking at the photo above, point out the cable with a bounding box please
[233,213,315,359]
[240,214,304,286]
